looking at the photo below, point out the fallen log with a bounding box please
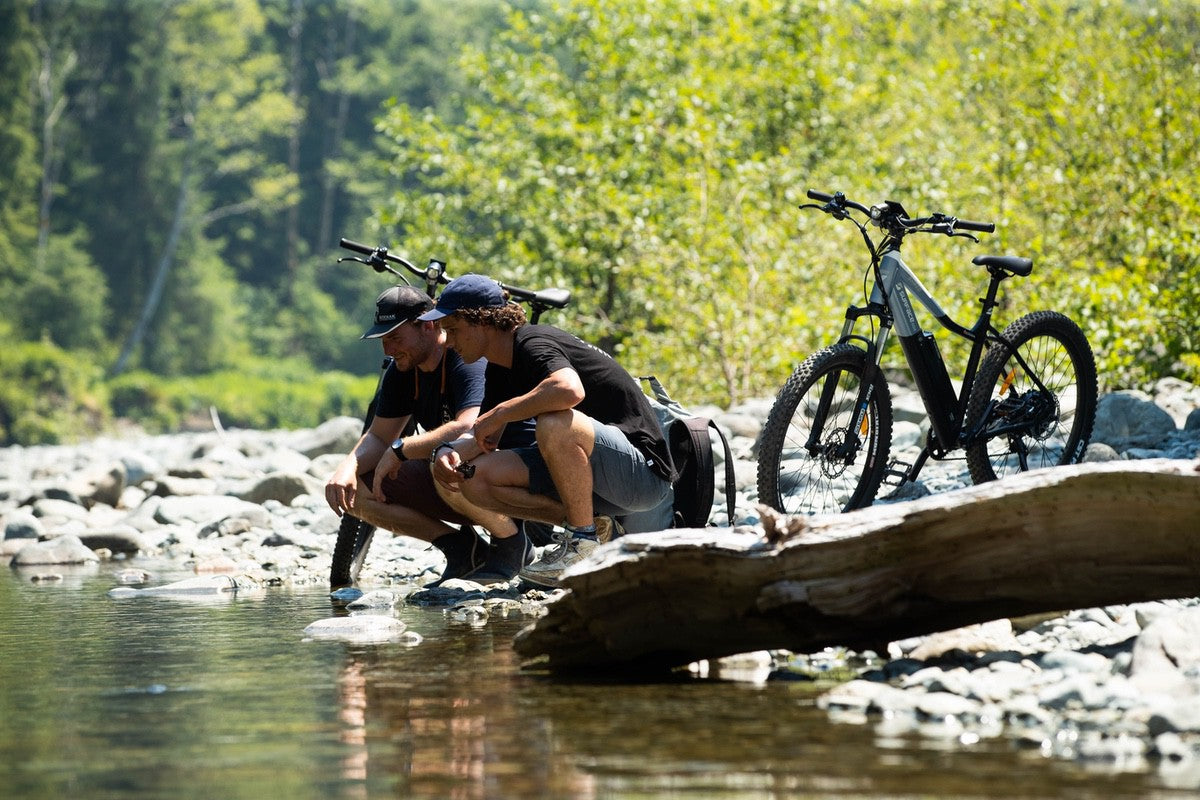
[513,458,1200,670]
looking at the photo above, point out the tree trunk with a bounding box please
[111,132,193,376]
[514,458,1200,671]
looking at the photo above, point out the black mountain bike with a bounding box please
[329,238,570,588]
[756,190,1098,516]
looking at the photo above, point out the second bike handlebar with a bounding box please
[804,189,996,234]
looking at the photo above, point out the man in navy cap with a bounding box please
[420,274,675,587]
[324,284,534,585]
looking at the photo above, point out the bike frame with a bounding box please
[834,244,1016,478]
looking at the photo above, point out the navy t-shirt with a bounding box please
[482,325,676,481]
[376,350,534,447]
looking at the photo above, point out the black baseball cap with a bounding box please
[360,285,434,339]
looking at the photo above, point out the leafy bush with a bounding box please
[108,357,377,433]
[0,334,108,445]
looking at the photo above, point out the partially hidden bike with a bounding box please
[329,238,571,588]
[756,190,1098,516]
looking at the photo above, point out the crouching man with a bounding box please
[419,274,675,587]
[324,284,532,585]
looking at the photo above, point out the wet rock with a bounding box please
[346,589,398,609]
[11,534,100,565]
[107,574,262,598]
[303,615,408,643]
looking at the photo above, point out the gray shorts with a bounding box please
[513,418,671,518]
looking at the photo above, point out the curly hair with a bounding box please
[456,301,527,332]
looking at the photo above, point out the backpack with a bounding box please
[631,376,737,530]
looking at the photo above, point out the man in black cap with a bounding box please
[422,274,675,588]
[324,284,534,584]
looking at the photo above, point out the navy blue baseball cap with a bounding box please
[418,274,506,321]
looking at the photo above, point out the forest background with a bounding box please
[0,0,1196,446]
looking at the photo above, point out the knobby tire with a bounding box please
[963,311,1097,483]
[756,343,892,515]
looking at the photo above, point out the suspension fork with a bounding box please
[805,308,892,462]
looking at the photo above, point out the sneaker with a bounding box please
[470,525,535,586]
[518,532,599,588]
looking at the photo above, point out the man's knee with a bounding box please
[536,410,592,452]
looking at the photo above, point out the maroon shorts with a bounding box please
[362,459,472,526]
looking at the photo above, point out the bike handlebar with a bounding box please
[338,238,571,310]
[804,189,995,235]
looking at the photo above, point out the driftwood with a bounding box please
[514,458,1200,670]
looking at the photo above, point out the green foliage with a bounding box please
[376,0,1200,407]
[8,228,111,352]
[0,325,109,445]
[109,358,376,433]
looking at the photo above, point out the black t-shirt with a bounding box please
[482,324,676,481]
[376,350,533,448]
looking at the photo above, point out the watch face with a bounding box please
[391,439,404,451]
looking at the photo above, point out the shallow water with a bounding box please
[0,560,1190,799]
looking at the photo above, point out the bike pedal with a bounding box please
[881,460,911,486]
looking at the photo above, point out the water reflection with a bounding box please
[0,570,1188,800]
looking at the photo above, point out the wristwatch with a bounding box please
[390,438,408,461]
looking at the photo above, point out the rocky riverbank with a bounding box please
[3,377,1199,780]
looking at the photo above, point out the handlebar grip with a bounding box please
[956,219,995,233]
[806,189,835,203]
[339,238,374,254]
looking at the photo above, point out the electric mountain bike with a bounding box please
[329,238,571,588]
[756,190,1098,516]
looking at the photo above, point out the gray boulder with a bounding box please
[12,534,100,565]
[1091,391,1176,449]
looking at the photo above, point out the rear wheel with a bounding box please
[756,343,892,515]
[964,311,1097,483]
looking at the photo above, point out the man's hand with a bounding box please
[370,449,403,501]
[325,462,360,517]
[431,445,465,493]
[472,408,508,453]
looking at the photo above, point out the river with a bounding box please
[0,559,1188,799]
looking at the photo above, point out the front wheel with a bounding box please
[330,514,376,589]
[963,311,1097,483]
[756,343,893,515]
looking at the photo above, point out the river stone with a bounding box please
[153,495,271,528]
[3,509,43,540]
[120,452,164,486]
[77,527,147,556]
[12,534,100,565]
[346,590,398,609]
[152,475,219,497]
[289,416,363,459]
[233,472,323,506]
[107,574,262,598]
[1130,607,1200,692]
[1092,391,1177,449]
[31,497,89,523]
[303,615,408,643]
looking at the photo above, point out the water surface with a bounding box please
[0,560,1188,799]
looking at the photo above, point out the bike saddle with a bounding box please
[973,254,1033,277]
[530,287,572,308]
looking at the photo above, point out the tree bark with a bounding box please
[514,458,1200,671]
